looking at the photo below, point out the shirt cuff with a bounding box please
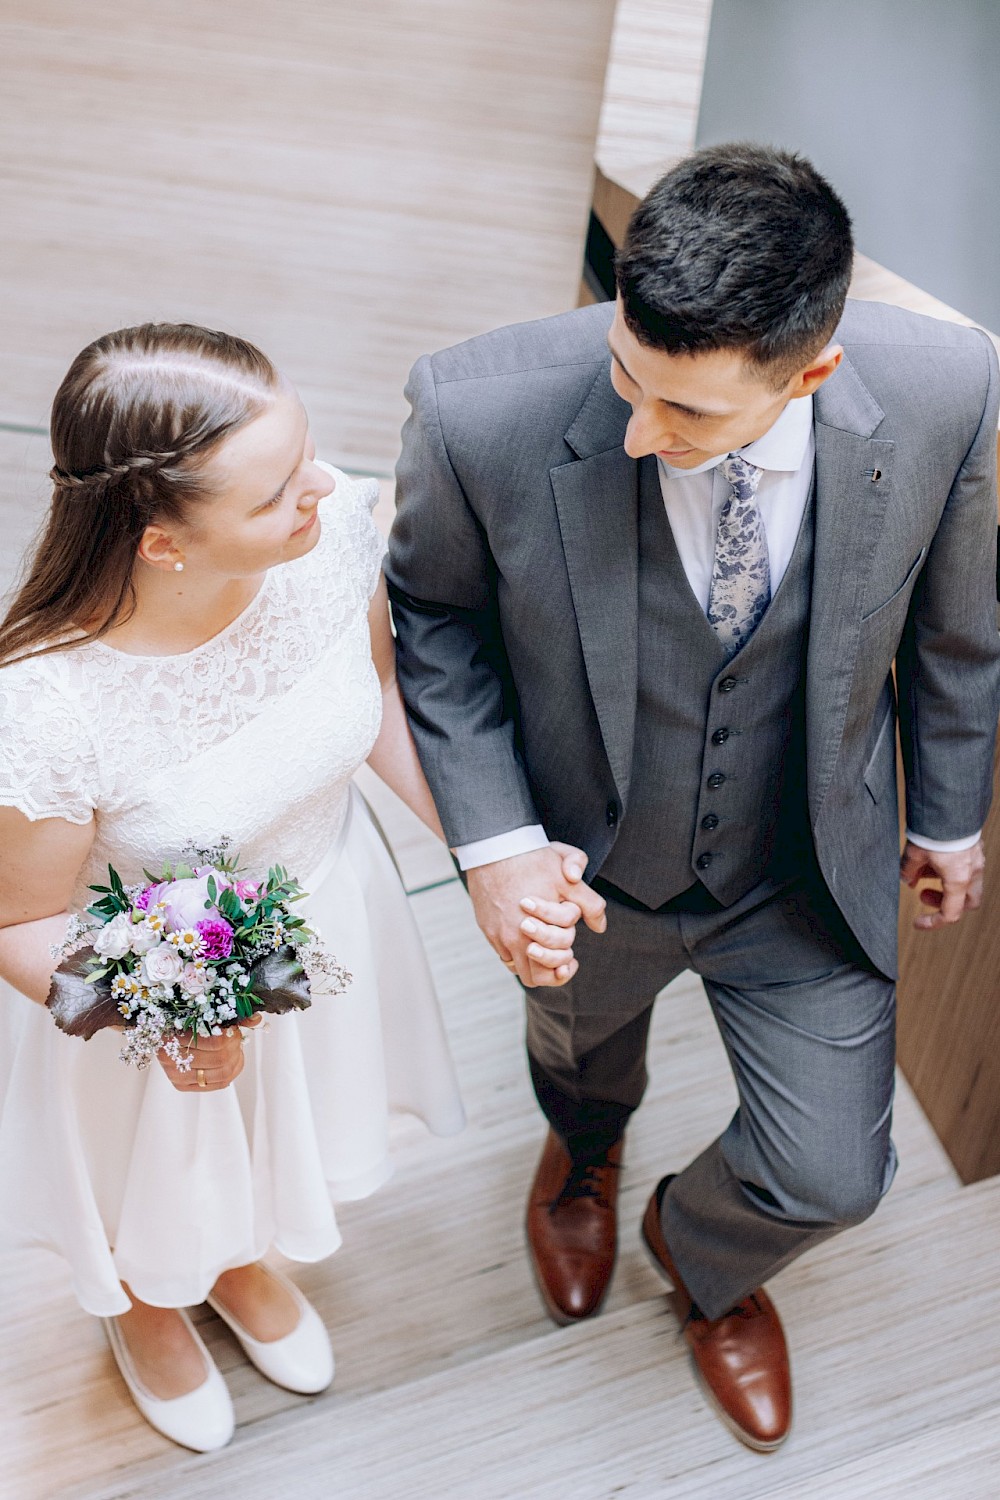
[905,828,982,853]
[453,825,550,871]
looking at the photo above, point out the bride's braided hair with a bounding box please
[0,323,280,664]
[50,450,189,489]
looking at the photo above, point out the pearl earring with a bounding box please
[173,561,185,573]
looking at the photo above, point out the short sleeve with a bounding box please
[316,463,387,603]
[0,661,99,824]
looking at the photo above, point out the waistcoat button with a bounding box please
[701,814,719,831]
[707,772,726,789]
[711,727,730,745]
[695,852,713,871]
[606,799,618,827]
[718,676,737,693]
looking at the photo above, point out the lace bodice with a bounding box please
[0,465,386,906]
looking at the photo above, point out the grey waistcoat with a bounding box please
[599,455,816,910]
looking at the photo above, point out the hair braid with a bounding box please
[49,442,201,492]
[0,322,280,665]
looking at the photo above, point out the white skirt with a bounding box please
[0,786,465,1315]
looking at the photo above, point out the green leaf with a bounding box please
[207,876,217,903]
[219,889,243,922]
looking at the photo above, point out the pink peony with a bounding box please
[232,879,260,903]
[196,918,234,959]
[146,874,221,931]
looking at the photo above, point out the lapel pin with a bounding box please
[869,468,882,483]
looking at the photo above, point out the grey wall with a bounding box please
[695,0,1000,332]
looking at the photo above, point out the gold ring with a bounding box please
[197,1068,207,1089]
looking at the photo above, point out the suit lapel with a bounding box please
[806,356,895,820]
[551,364,639,804]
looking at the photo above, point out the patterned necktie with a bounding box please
[706,454,770,655]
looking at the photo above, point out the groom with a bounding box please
[386,145,1000,1449]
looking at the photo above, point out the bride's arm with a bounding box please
[0,806,95,1003]
[366,574,447,839]
[365,577,590,979]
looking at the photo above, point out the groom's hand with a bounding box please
[900,839,985,930]
[467,845,607,988]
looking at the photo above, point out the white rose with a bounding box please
[93,912,134,961]
[141,945,184,988]
[129,921,160,956]
[179,962,210,996]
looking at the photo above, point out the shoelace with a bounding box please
[549,1156,621,1213]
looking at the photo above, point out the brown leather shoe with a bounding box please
[642,1177,792,1451]
[526,1129,622,1325]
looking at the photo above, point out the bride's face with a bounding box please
[174,387,334,578]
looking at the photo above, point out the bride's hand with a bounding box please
[157,1015,262,1092]
[514,843,606,983]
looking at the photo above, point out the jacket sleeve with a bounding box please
[385,355,541,847]
[897,329,1000,841]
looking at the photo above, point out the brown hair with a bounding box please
[0,322,280,665]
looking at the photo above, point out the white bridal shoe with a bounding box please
[207,1265,334,1395]
[103,1310,235,1452]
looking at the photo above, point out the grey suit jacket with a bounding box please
[386,300,1000,979]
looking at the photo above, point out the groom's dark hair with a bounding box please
[615,143,854,388]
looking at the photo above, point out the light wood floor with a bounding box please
[4,2,1000,1496]
[5,772,1000,1499]
[0,0,614,477]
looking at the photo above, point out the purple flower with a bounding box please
[197,918,234,959]
[134,886,155,912]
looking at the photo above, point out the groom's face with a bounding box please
[607,300,833,469]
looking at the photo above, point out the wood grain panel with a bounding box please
[0,0,616,474]
[897,746,1000,1182]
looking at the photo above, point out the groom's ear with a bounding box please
[787,344,844,400]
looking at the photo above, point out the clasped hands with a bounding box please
[467,842,606,988]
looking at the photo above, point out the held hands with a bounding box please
[157,1014,263,1092]
[900,839,985,931]
[467,841,607,988]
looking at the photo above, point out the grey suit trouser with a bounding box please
[525,870,898,1320]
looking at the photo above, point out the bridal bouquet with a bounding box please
[47,841,351,1069]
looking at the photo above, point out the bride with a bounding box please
[0,323,588,1451]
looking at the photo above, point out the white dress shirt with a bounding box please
[454,395,976,868]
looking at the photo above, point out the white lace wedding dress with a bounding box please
[0,464,464,1315]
